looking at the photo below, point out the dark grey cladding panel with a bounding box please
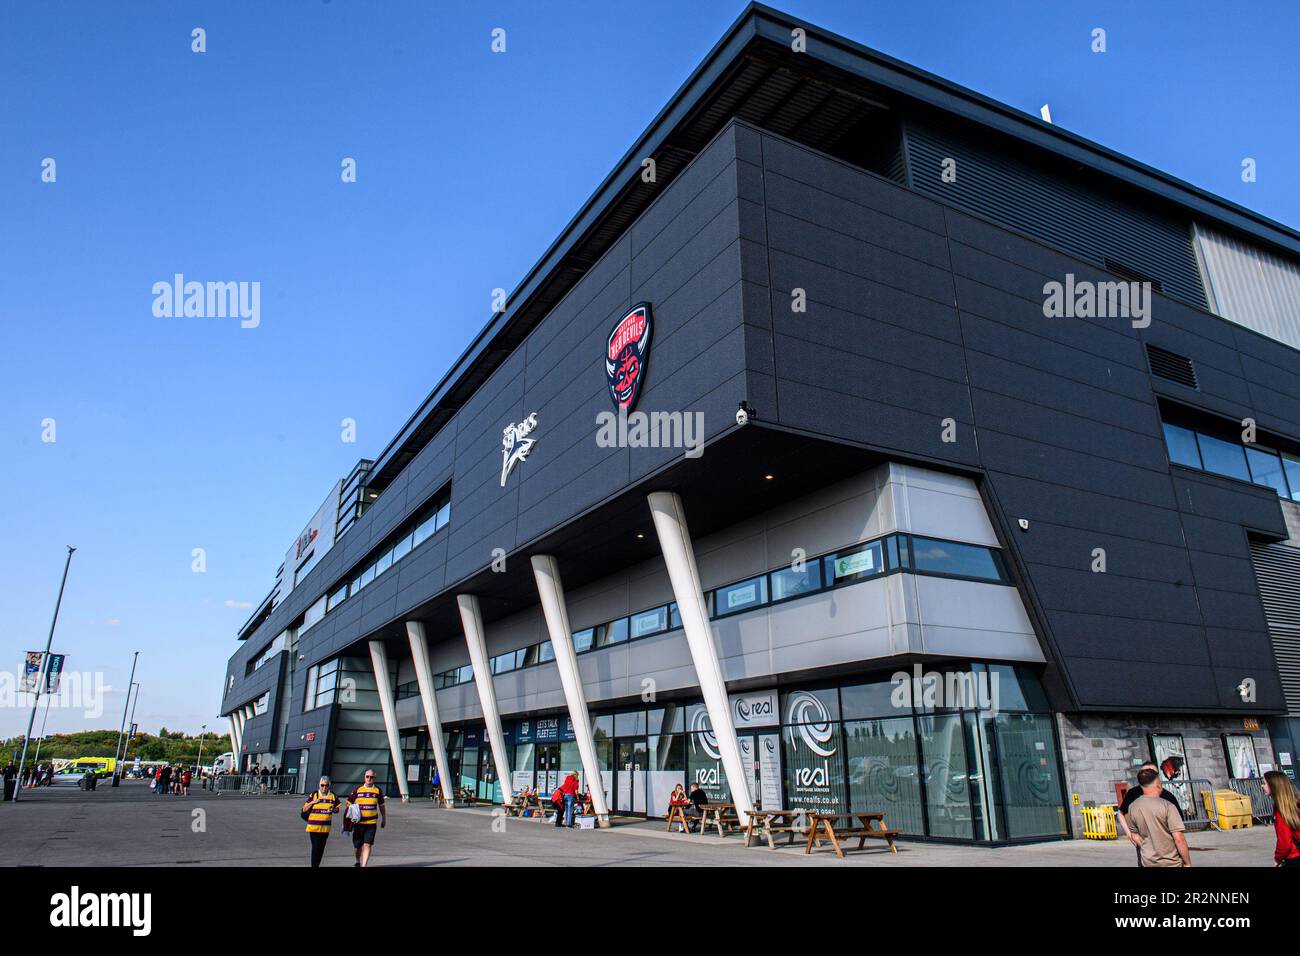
[1065,657,1221,709]
[1205,626,1284,669]
[977,431,1173,509]
[971,390,1168,472]
[629,366,749,485]
[631,125,745,257]
[757,133,947,235]
[1187,549,1269,598]
[1047,613,1210,666]
[1171,470,1287,534]
[1026,565,1202,625]
[1197,587,1269,631]
[776,378,982,467]
[1213,666,1285,710]
[963,350,1156,429]
[1009,525,1193,586]
[761,169,952,269]
[239,712,276,753]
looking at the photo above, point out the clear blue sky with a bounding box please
[2,0,1297,740]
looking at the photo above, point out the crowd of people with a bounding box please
[150,765,193,795]
[16,763,58,788]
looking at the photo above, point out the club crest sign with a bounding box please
[500,412,539,487]
[606,302,652,411]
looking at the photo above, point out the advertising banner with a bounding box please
[20,652,43,693]
[44,653,66,693]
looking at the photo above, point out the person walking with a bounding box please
[1263,770,1300,867]
[1117,761,1183,866]
[302,776,340,867]
[181,767,192,796]
[345,769,387,867]
[1126,767,1192,867]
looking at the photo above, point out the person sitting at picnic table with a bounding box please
[681,782,710,832]
[668,784,690,832]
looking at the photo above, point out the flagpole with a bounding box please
[111,652,139,785]
[15,546,75,803]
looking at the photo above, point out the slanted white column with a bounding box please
[531,555,611,826]
[647,491,754,820]
[406,620,456,807]
[228,715,242,768]
[233,710,247,769]
[457,594,514,806]
[367,640,411,803]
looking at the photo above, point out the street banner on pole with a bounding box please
[20,652,44,692]
[44,653,66,693]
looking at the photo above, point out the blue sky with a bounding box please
[2,0,1297,740]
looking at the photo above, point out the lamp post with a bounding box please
[121,682,139,773]
[15,546,75,804]
[195,724,208,779]
[111,652,139,786]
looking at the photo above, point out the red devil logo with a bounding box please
[606,303,652,411]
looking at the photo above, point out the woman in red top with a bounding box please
[1263,770,1300,867]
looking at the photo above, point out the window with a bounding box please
[1162,422,1202,469]
[1285,453,1300,502]
[771,561,822,601]
[252,692,269,716]
[326,584,348,611]
[572,628,594,653]
[1196,433,1250,482]
[1246,446,1291,498]
[392,531,414,563]
[716,575,768,616]
[435,500,451,531]
[358,564,375,590]
[413,512,438,547]
[595,618,628,648]
[306,658,341,711]
[825,540,885,584]
[630,606,668,639]
[537,642,555,664]
[375,547,393,577]
[908,537,1007,582]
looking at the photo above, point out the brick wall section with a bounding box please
[1056,712,1275,834]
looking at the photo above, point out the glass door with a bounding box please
[614,738,648,814]
[535,744,560,794]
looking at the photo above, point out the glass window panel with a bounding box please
[771,562,822,601]
[572,628,594,654]
[648,704,684,735]
[596,618,629,647]
[375,548,393,576]
[392,533,413,562]
[630,607,667,639]
[435,502,451,531]
[716,576,768,615]
[909,537,1006,581]
[1162,422,1203,469]
[614,711,646,737]
[844,717,922,833]
[1246,447,1290,497]
[825,540,885,583]
[782,716,845,814]
[648,733,685,772]
[841,679,905,719]
[326,585,348,612]
[413,514,437,547]
[1196,432,1250,481]
[590,715,613,742]
[521,645,539,667]
[983,665,1050,713]
[1284,453,1300,502]
[989,714,1068,839]
[668,602,681,629]
[358,564,375,589]
[919,715,973,839]
[780,687,841,723]
[537,642,555,664]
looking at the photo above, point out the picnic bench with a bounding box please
[504,794,552,820]
[697,802,743,838]
[744,809,806,850]
[804,811,898,858]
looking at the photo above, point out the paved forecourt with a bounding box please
[0,780,1279,867]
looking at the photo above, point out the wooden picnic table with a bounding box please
[697,802,743,838]
[743,809,805,849]
[665,803,692,832]
[804,811,898,858]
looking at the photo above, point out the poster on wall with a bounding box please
[686,706,729,803]
[1222,734,1260,779]
[783,690,846,813]
[1149,734,1190,809]
[758,734,783,810]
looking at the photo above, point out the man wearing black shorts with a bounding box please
[346,769,386,867]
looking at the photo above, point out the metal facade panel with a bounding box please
[1195,222,1300,351]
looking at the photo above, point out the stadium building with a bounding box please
[221,4,1300,842]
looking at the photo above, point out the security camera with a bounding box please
[736,401,755,427]
[1017,518,1030,532]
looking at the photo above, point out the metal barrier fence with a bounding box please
[1228,778,1274,823]
[208,774,298,795]
[1166,778,1214,830]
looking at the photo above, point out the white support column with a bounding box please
[406,620,456,807]
[531,555,611,826]
[234,710,246,769]
[367,640,410,803]
[647,490,755,821]
[228,715,241,768]
[457,594,514,806]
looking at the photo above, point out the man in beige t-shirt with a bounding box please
[1126,768,1192,867]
